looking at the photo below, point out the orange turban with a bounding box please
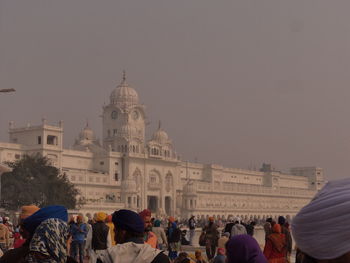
[209,217,214,222]
[20,205,40,220]
[168,216,175,223]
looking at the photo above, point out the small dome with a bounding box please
[121,177,137,193]
[79,124,94,141]
[110,71,139,107]
[151,121,169,144]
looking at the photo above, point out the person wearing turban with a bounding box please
[95,209,170,263]
[292,178,350,263]
[0,205,68,263]
[226,234,267,263]
[263,224,287,263]
[105,215,116,246]
[139,209,157,249]
[86,211,111,263]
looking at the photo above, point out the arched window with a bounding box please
[125,145,128,152]
[133,145,136,152]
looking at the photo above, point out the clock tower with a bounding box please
[102,72,146,154]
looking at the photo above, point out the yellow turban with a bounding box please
[96,212,107,222]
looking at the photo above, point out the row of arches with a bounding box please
[117,144,140,153]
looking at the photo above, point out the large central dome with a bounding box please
[110,71,139,107]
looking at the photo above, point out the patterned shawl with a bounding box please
[27,218,69,263]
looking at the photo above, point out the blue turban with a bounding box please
[112,209,144,234]
[22,205,68,235]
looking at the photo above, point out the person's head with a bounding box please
[76,215,83,224]
[19,205,40,223]
[106,215,112,223]
[195,250,202,259]
[226,234,267,263]
[292,178,350,263]
[266,217,272,223]
[28,218,69,262]
[22,205,68,238]
[278,216,286,226]
[208,217,214,223]
[112,209,144,244]
[168,216,175,224]
[153,219,161,227]
[96,212,107,222]
[223,232,230,238]
[177,252,188,260]
[139,209,152,232]
[217,248,225,255]
[272,224,281,234]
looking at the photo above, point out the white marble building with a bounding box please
[0,74,324,220]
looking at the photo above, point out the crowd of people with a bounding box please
[0,177,348,262]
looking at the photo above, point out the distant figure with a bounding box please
[217,232,230,251]
[87,212,111,263]
[231,217,247,237]
[139,209,157,249]
[105,215,116,246]
[0,218,10,252]
[263,218,273,241]
[246,221,256,236]
[195,250,207,263]
[70,215,88,263]
[188,215,196,246]
[167,217,181,261]
[292,178,350,263]
[224,219,235,238]
[278,216,292,262]
[152,219,168,250]
[174,252,191,263]
[203,217,219,260]
[213,248,226,263]
[226,234,267,263]
[263,224,287,263]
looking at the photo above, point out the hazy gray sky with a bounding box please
[1,0,350,179]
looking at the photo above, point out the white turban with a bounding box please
[292,178,350,260]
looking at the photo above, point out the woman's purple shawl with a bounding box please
[226,234,267,263]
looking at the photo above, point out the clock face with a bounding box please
[132,110,139,120]
[111,111,118,119]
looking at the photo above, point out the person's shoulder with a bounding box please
[151,252,170,263]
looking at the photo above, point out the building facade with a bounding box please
[0,74,324,220]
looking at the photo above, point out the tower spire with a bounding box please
[122,70,126,83]
[158,120,162,130]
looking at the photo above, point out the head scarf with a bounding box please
[292,178,350,260]
[96,212,107,222]
[154,219,161,227]
[272,224,281,234]
[112,209,144,233]
[278,216,286,226]
[226,234,267,263]
[28,218,69,263]
[23,205,68,235]
[20,205,40,220]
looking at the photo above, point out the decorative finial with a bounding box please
[158,120,162,130]
[122,70,126,83]
[85,119,89,128]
